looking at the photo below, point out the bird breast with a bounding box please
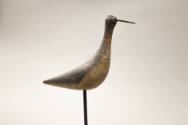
[81,51,111,90]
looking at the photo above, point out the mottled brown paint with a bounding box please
[105,35,112,43]
[43,15,117,90]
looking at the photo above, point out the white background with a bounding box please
[0,0,187,125]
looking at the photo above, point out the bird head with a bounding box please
[105,15,135,28]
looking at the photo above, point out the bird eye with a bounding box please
[110,19,116,24]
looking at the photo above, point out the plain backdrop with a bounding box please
[0,0,187,125]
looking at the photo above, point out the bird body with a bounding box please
[43,15,135,90]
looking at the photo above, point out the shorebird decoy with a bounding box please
[43,15,135,125]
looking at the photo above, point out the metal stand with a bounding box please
[83,90,88,125]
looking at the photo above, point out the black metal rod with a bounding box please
[83,90,88,125]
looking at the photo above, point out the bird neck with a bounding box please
[90,25,115,62]
[103,25,115,43]
[95,25,115,60]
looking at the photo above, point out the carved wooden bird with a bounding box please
[43,15,135,90]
